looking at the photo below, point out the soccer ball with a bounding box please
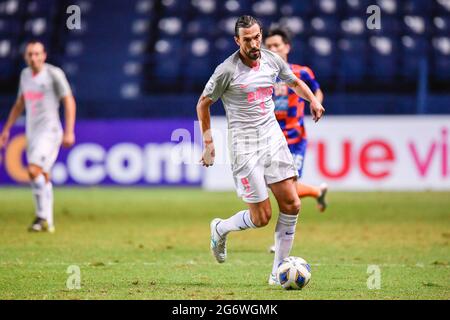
[276,256,311,290]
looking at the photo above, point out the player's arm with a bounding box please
[196,95,215,167]
[198,62,231,167]
[301,68,324,104]
[61,94,76,148]
[52,66,76,148]
[286,78,325,123]
[315,88,324,104]
[0,95,25,149]
[274,54,325,122]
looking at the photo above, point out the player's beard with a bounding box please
[246,48,260,61]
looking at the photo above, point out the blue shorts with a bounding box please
[288,139,308,178]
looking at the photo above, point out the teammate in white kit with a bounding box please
[0,41,76,233]
[196,16,325,285]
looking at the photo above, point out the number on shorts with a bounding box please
[241,177,251,193]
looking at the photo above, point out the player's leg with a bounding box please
[40,143,60,231]
[211,197,271,263]
[292,139,328,211]
[27,135,60,232]
[28,163,50,232]
[43,171,54,228]
[210,165,269,263]
[268,177,301,284]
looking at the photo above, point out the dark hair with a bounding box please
[265,28,292,45]
[26,40,46,52]
[234,15,262,37]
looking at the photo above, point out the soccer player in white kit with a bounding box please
[196,16,325,285]
[0,41,76,233]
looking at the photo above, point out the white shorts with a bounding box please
[232,142,298,203]
[26,131,62,173]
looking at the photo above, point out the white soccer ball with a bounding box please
[276,256,311,290]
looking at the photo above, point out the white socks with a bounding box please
[271,212,298,275]
[216,210,256,237]
[30,174,54,226]
[45,181,54,226]
[31,174,46,220]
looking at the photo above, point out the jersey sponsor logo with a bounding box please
[247,87,274,104]
[23,91,44,101]
[24,91,44,116]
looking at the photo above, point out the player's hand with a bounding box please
[200,141,215,167]
[310,100,325,123]
[62,131,75,148]
[0,130,10,150]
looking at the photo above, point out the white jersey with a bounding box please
[18,63,72,138]
[203,49,298,176]
[203,49,297,130]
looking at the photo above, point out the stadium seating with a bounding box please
[0,0,449,116]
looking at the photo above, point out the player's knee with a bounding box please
[282,197,301,215]
[28,166,43,180]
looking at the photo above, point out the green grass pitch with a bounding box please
[0,188,449,300]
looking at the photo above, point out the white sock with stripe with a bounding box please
[271,212,298,275]
[216,210,256,236]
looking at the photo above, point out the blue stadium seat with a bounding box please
[158,16,183,38]
[376,15,402,35]
[152,38,183,84]
[186,17,217,38]
[400,36,429,79]
[23,17,52,37]
[312,0,343,15]
[252,0,278,19]
[26,0,57,17]
[433,16,450,36]
[369,36,399,80]
[289,38,307,63]
[338,37,367,84]
[190,0,217,15]
[375,0,399,15]
[0,0,24,17]
[214,36,236,64]
[344,0,373,15]
[277,16,305,36]
[340,16,366,37]
[219,0,252,16]
[309,15,340,37]
[0,38,15,58]
[217,16,238,36]
[402,0,434,15]
[183,38,213,89]
[306,37,336,80]
[160,0,190,16]
[403,15,432,36]
[284,0,313,15]
[431,37,450,81]
[0,57,15,80]
[0,17,20,35]
[435,0,450,14]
